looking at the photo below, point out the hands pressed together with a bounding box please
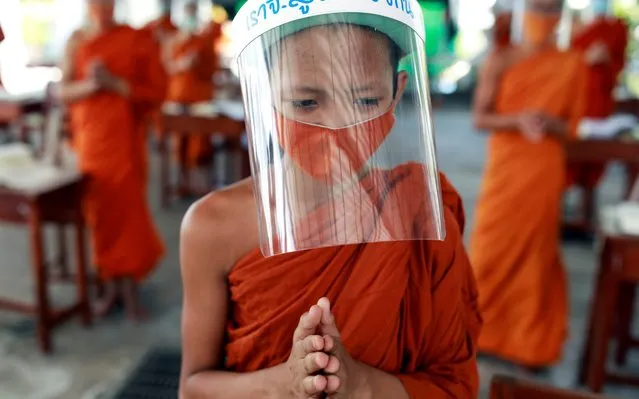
[516,111,567,142]
[86,59,129,96]
[281,297,370,399]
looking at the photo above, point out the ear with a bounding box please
[392,71,409,109]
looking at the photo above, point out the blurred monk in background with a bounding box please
[60,0,167,320]
[142,0,178,44]
[566,12,628,217]
[470,0,588,369]
[163,1,216,191]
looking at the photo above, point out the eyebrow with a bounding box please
[289,85,378,95]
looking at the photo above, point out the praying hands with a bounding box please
[283,298,370,398]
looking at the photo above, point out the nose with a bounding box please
[320,95,357,129]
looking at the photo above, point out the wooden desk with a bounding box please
[579,207,639,392]
[564,139,639,232]
[159,112,247,208]
[0,175,91,353]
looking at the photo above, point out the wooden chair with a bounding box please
[578,178,639,392]
[490,375,611,399]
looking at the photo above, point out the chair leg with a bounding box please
[615,283,636,366]
[579,247,606,385]
[584,243,620,392]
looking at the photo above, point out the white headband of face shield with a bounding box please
[232,0,425,62]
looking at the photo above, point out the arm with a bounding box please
[472,50,519,132]
[162,36,193,75]
[179,196,285,399]
[59,31,98,104]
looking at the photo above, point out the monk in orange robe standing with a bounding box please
[178,6,481,398]
[163,1,216,187]
[141,0,177,142]
[60,0,166,320]
[470,0,588,368]
[566,15,628,216]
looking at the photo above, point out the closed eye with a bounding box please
[291,99,318,110]
[354,97,380,107]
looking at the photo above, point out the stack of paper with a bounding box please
[616,202,639,236]
[578,115,638,139]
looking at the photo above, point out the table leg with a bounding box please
[159,132,170,209]
[28,202,52,353]
[56,224,69,279]
[74,214,92,327]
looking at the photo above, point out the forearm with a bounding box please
[181,364,285,399]
[359,363,409,399]
[473,112,519,133]
[60,80,96,103]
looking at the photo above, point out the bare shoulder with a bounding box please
[180,178,259,277]
[66,29,86,52]
[480,47,512,78]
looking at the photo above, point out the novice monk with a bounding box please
[179,3,481,398]
[60,0,166,320]
[566,14,628,209]
[163,1,216,184]
[470,0,588,368]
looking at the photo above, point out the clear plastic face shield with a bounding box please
[509,0,573,49]
[233,0,444,257]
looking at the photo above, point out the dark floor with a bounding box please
[0,107,637,398]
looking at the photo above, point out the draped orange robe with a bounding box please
[69,25,167,281]
[142,14,178,41]
[167,33,216,169]
[469,50,588,366]
[225,168,481,398]
[566,18,629,187]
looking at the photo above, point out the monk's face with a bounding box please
[526,0,563,14]
[523,0,562,46]
[87,0,115,27]
[269,25,407,129]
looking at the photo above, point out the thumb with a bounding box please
[317,297,340,338]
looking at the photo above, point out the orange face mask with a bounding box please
[523,12,560,47]
[88,3,114,27]
[276,109,395,184]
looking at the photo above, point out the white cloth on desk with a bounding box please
[578,115,638,139]
[163,99,245,121]
[0,142,80,194]
[612,202,639,236]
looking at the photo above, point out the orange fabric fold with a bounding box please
[225,168,481,398]
[69,26,166,281]
[469,50,588,366]
[167,34,216,168]
[142,15,178,40]
[567,18,629,187]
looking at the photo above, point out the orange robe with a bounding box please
[566,18,629,187]
[469,50,588,366]
[141,14,178,41]
[167,33,216,168]
[69,25,167,281]
[225,168,481,398]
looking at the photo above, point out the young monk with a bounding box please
[163,1,216,189]
[470,0,588,368]
[179,5,481,398]
[566,15,628,212]
[60,0,167,320]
